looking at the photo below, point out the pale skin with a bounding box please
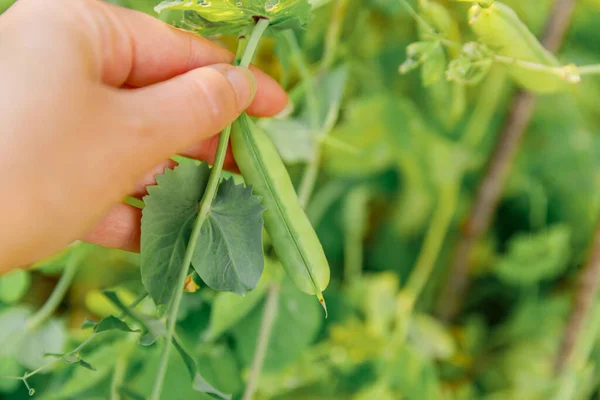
[0,0,288,272]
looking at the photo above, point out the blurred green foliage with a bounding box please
[3,0,600,399]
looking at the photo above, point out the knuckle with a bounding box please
[185,68,237,131]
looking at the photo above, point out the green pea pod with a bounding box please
[469,2,563,93]
[231,113,330,313]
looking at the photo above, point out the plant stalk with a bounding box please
[241,284,281,400]
[555,220,600,373]
[405,183,459,302]
[283,30,322,208]
[149,18,270,400]
[435,0,577,322]
[319,0,349,72]
[26,249,81,332]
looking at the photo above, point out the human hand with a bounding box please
[0,0,288,272]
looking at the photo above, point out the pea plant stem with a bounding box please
[241,284,281,400]
[555,221,600,373]
[319,0,349,72]
[435,0,576,323]
[26,249,81,332]
[397,0,435,35]
[283,30,322,208]
[458,67,508,150]
[577,64,600,75]
[149,18,270,400]
[405,183,459,302]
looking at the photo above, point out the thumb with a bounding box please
[118,63,256,167]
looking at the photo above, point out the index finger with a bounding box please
[96,1,288,117]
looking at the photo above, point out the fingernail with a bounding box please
[224,66,257,112]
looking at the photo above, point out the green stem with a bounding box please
[459,67,508,150]
[283,30,321,208]
[306,180,347,226]
[149,19,270,400]
[111,340,134,400]
[398,0,436,35]
[405,183,459,302]
[26,250,81,332]
[125,196,145,210]
[577,64,600,75]
[492,55,580,83]
[241,284,281,400]
[319,0,349,72]
[343,187,370,284]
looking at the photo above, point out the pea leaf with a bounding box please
[421,42,446,86]
[195,344,243,394]
[155,0,311,36]
[259,118,313,164]
[446,42,494,85]
[45,353,97,371]
[259,66,348,165]
[55,340,131,399]
[93,315,139,334]
[400,41,447,86]
[81,319,99,330]
[0,269,30,304]
[324,96,396,177]
[494,225,572,285]
[102,291,167,346]
[191,177,265,295]
[0,356,22,393]
[141,160,210,307]
[173,337,232,400]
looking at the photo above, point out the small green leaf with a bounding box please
[102,291,166,346]
[55,340,130,398]
[139,319,167,347]
[494,225,572,285]
[118,387,147,400]
[45,353,98,371]
[0,269,30,304]
[77,359,96,371]
[172,337,196,379]
[446,42,493,85]
[0,356,22,393]
[259,66,348,165]
[421,42,446,86]
[172,337,232,399]
[259,118,313,164]
[156,0,311,36]
[324,95,397,177]
[80,319,98,330]
[102,291,138,320]
[141,161,211,307]
[94,315,139,334]
[193,374,232,400]
[191,178,265,294]
[44,352,78,363]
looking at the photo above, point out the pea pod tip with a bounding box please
[317,292,328,318]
